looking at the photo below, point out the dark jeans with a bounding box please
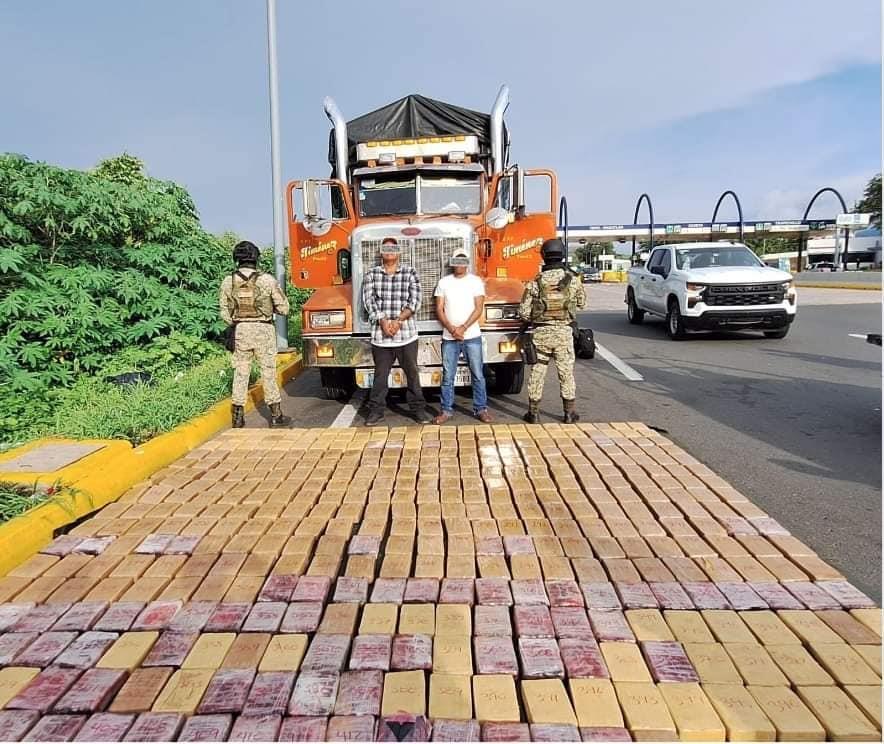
[368,340,427,415]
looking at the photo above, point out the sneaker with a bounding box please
[414,410,434,425]
[365,411,384,427]
[433,411,454,425]
[476,409,493,423]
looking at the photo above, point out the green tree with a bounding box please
[93,153,146,185]
[854,173,881,228]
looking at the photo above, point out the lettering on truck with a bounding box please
[502,237,543,259]
[300,240,337,260]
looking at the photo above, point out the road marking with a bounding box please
[330,400,359,428]
[594,342,644,381]
[848,333,867,339]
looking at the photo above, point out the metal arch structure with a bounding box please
[631,193,654,261]
[558,195,569,260]
[800,187,849,272]
[710,190,744,242]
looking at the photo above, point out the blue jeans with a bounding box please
[440,337,488,414]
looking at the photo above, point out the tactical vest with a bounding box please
[531,270,575,323]
[231,270,272,321]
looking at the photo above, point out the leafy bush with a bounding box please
[0,154,310,447]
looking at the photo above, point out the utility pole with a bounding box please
[266,0,288,350]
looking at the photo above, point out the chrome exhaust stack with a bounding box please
[490,85,510,175]
[324,96,349,184]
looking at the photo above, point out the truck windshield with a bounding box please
[358,173,480,217]
[675,246,764,270]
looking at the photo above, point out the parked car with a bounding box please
[582,266,602,283]
[625,241,797,339]
[810,262,836,272]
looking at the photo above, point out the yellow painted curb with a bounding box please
[0,352,303,576]
[795,282,881,291]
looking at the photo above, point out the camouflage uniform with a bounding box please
[519,267,586,400]
[219,269,290,406]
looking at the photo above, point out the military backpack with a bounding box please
[531,270,575,323]
[231,270,273,321]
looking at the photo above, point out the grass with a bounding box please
[0,480,81,524]
[34,353,245,446]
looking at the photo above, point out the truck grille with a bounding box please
[360,237,464,321]
[703,284,785,306]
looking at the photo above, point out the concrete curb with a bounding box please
[0,352,303,576]
[795,282,881,291]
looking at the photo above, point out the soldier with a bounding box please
[219,240,292,428]
[519,237,586,424]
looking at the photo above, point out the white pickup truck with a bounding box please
[626,241,797,339]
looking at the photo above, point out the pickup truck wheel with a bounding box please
[666,299,687,340]
[627,290,645,324]
[320,368,355,400]
[763,327,790,339]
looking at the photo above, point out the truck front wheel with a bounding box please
[666,298,687,340]
[320,368,355,400]
[627,289,645,324]
[490,362,524,395]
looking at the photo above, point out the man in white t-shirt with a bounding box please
[432,247,492,424]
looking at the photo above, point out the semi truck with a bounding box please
[287,87,559,400]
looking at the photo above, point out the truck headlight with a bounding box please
[685,283,706,292]
[309,310,346,328]
[486,304,520,321]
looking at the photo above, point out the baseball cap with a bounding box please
[380,237,401,254]
[449,247,470,266]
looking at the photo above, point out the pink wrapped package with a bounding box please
[514,605,555,638]
[614,582,658,610]
[54,668,128,713]
[122,713,184,742]
[281,602,324,634]
[370,579,407,604]
[475,579,512,606]
[649,583,694,610]
[197,668,255,714]
[301,634,351,673]
[15,631,78,667]
[228,714,283,742]
[503,536,535,556]
[42,534,84,557]
[94,603,144,633]
[55,631,119,669]
[177,714,232,742]
[587,610,635,642]
[73,712,134,741]
[348,535,381,556]
[546,580,584,607]
[716,582,768,611]
[242,601,287,632]
[785,581,841,610]
[53,602,109,632]
[290,576,332,604]
[432,719,480,741]
[816,580,876,608]
[474,636,519,675]
[474,606,512,637]
[530,723,581,741]
[748,516,789,536]
[551,607,592,639]
[288,673,340,716]
[580,726,633,741]
[242,671,296,717]
[0,603,34,632]
[21,714,86,742]
[475,537,504,555]
[510,580,549,606]
[748,582,804,610]
[6,666,82,712]
[559,637,609,679]
[404,579,440,604]
[131,601,182,632]
[580,583,622,610]
[641,641,699,683]
[481,722,531,741]
[168,602,218,633]
[439,579,475,605]
[74,536,116,555]
[203,602,251,632]
[135,534,174,554]
[518,637,564,678]
[0,632,39,665]
[334,670,384,716]
[349,634,392,672]
[391,634,433,671]
[12,604,72,633]
[164,535,200,555]
[142,631,198,667]
[277,716,328,742]
[681,582,730,610]
[333,577,369,604]
[259,575,299,603]
[0,710,40,742]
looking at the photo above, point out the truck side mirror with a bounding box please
[512,166,525,214]
[303,179,320,219]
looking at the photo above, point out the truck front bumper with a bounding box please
[302,331,523,368]
[683,309,794,331]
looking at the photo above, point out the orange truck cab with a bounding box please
[287,86,558,399]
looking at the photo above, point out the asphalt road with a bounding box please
[249,285,882,600]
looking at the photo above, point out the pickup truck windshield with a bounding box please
[358,173,480,217]
[675,246,764,270]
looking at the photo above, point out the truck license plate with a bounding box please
[356,367,472,389]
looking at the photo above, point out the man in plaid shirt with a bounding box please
[361,237,432,426]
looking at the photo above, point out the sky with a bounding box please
[2,0,881,243]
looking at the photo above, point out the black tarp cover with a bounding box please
[328,94,506,176]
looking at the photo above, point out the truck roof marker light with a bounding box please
[378,153,396,164]
[448,151,466,163]
[432,156,442,165]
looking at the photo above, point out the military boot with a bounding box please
[523,399,541,424]
[563,398,580,424]
[231,405,245,428]
[268,402,291,428]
